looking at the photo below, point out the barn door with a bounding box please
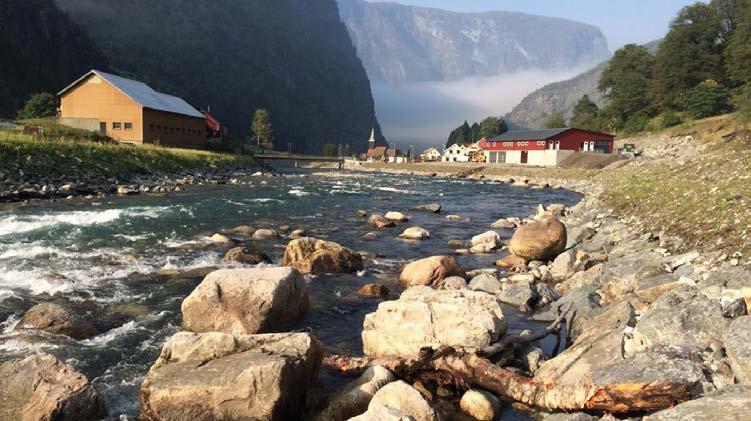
[99,122,107,135]
[521,151,528,164]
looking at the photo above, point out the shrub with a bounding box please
[622,114,649,134]
[738,84,751,122]
[17,93,59,119]
[659,110,683,128]
[684,80,731,119]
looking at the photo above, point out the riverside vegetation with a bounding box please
[1,115,749,420]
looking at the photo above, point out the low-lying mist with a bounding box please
[372,66,592,151]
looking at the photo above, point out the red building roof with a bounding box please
[478,128,615,153]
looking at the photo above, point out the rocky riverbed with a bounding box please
[0,166,749,420]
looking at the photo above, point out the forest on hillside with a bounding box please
[568,0,751,134]
[0,0,107,118]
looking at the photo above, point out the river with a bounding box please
[0,170,580,419]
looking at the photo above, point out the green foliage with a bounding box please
[17,93,59,119]
[570,95,602,131]
[544,112,566,129]
[251,109,274,151]
[622,114,649,134]
[599,44,655,126]
[684,80,731,118]
[738,84,751,121]
[725,2,751,85]
[651,2,728,110]
[446,121,471,147]
[322,144,338,157]
[658,110,683,128]
[0,0,107,117]
[479,116,507,139]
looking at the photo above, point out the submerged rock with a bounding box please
[358,283,390,298]
[384,211,409,222]
[252,228,279,240]
[369,214,396,228]
[0,354,107,421]
[282,237,363,274]
[209,233,235,244]
[314,365,395,421]
[140,332,322,421]
[399,227,430,240]
[399,255,465,288]
[14,303,96,339]
[220,246,272,265]
[508,216,567,261]
[181,267,308,335]
[362,286,507,357]
[231,225,256,235]
[412,204,441,213]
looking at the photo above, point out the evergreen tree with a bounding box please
[544,111,566,129]
[252,109,274,150]
[684,80,731,118]
[651,3,727,110]
[738,83,751,121]
[570,95,600,131]
[599,44,655,127]
[322,144,338,156]
[725,2,751,85]
[470,122,480,141]
[17,93,58,119]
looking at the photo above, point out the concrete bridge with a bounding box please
[255,153,345,169]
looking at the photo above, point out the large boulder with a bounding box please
[141,332,323,421]
[399,256,465,288]
[468,273,502,294]
[362,286,507,357]
[282,237,363,274]
[314,365,395,421]
[366,381,437,421]
[181,267,308,335]
[631,286,729,350]
[384,211,409,222]
[471,231,501,249]
[252,229,279,240]
[724,316,751,385]
[14,303,96,339]
[508,217,567,261]
[643,385,751,420]
[0,354,107,421]
[220,246,272,265]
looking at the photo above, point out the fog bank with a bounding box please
[372,67,592,151]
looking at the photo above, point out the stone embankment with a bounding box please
[0,166,267,204]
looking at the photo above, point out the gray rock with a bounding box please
[513,344,547,374]
[181,267,308,335]
[643,385,751,420]
[496,279,538,308]
[632,286,729,350]
[412,204,441,213]
[537,287,602,342]
[367,380,438,421]
[723,316,751,385]
[550,250,575,280]
[220,246,272,265]
[468,273,502,294]
[0,354,107,421]
[436,276,468,290]
[543,413,597,421]
[140,332,322,421]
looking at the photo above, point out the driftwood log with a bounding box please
[323,348,692,414]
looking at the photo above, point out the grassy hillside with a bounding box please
[0,128,254,180]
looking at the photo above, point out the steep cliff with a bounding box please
[337,0,610,83]
[54,0,381,153]
[0,0,108,117]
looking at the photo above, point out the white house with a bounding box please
[442,143,480,162]
[420,147,441,162]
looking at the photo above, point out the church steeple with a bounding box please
[368,128,376,150]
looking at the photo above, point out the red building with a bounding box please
[477,128,615,166]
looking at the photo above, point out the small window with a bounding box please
[124,123,133,131]
[150,124,155,131]
[113,122,122,130]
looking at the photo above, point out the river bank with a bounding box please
[0,130,258,204]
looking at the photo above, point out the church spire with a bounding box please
[368,128,376,149]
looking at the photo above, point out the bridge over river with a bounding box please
[255,153,345,169]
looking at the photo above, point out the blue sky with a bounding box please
[366,0,702,50]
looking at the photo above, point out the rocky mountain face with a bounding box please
[337,0,610,83]
[52,0,382,153]
[0,0,108,117]
[507,40,662,129]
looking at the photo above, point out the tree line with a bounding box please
[568,0,751,134]
[446,116,509,148]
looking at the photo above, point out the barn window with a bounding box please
[113,122,121,130]
[124,123,133,131]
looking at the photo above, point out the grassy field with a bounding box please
[0,128,255,180]
[361,162,600,181]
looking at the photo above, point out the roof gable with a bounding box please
[490,128,569,142]
[59,70,204,118]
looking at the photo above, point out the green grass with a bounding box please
[19,118,111,142]
[362,162,600,182]
[0,130,255,180]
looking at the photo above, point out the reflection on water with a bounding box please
[0,170,580,418]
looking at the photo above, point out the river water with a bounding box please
[0,170,580,419]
